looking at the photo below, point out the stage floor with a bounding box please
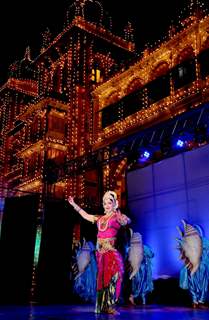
[0,304,208,320]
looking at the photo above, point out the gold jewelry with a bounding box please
[97,237,116,252]
[98,212,115,231]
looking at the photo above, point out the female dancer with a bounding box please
[68,191,131,314]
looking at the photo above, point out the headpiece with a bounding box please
[81,241,91,251]
[193,224,204,238]
[103,190,119,209]
[130,232,142,244]
[181,219,200,237]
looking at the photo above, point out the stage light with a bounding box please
[172,131,195,152]
[137,149,151,163]
[176,139,184,147]
[143,151,150,159]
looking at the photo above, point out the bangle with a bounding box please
[73,204,81,213]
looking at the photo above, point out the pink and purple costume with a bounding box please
[95,211,130,313]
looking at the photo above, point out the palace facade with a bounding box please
[0,0,209,213]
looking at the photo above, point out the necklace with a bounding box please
[98,212,115,232]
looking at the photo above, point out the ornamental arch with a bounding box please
[175,46,195,65]
[124,77,143,96]
[150,61,170,81]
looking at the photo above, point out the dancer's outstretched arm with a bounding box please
[68,196,97,223]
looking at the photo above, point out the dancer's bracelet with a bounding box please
[73,204,81,213]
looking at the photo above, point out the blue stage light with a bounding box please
[137,149,151,163]
[143,151,150,159]
[176,139,184,147]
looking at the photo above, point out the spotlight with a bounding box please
[143,151,150,159]
[174,132,194,150]
[137,149,151,163]
[176,139,184,147]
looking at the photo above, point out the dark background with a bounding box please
[0,0,194,84]
[0,196,75,304]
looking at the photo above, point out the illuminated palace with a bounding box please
[0,0,209,213]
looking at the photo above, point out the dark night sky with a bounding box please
[0,0,198,84]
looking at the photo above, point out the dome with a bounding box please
[66,0,112,30]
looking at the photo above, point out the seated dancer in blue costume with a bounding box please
[177,220,209,308]
[73,240,97,303]
[126,231,154,305]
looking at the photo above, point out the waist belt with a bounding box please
[97,237,116,252]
